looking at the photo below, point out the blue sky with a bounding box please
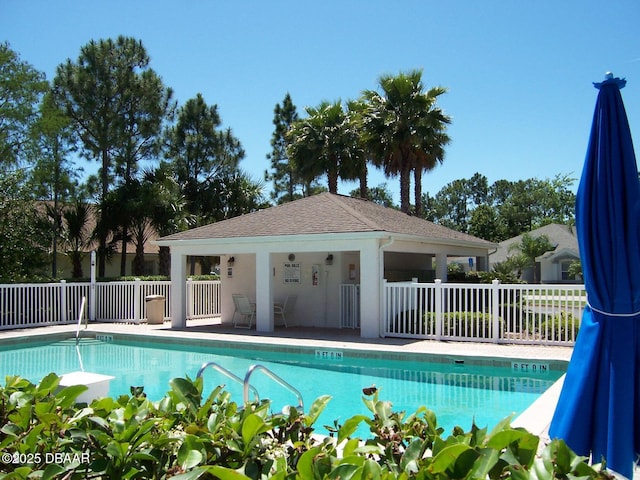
[3,1,640,203]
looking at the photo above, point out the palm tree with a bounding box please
[509,233,556,283]
[286,100,361,193]
[140,164,192,276]
[361,69,450,214]
[344,99,370,198]
[62,200,92,278]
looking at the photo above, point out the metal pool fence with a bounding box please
[0,279,221,329]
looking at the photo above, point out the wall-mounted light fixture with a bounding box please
[325,253,334,265]
[228,256,235,265]
[288,253,296,261]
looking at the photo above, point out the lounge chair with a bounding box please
[232,294,255,329]
[274,295,297,328]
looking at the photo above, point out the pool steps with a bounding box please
[197,361,304,412]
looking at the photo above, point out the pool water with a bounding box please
[0,336,564,436]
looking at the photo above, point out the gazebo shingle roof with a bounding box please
[158,192,494,246]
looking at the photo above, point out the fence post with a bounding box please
[186,277,193,320]
[434,279,442,341]
[90,251,96,321]
[60,280,67,323]
[491,279,501,343]
[134,278,141,324]
[380,279,387,337]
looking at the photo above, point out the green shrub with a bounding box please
[0,374,612,479]
[423,312,498,338]
[540,311,581,342]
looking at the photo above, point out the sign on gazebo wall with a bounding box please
[283,262,301,284]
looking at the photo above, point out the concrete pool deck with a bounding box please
[0,318,572,439]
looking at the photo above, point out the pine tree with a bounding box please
[265,93,310,204]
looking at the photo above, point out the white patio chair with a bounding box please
[274,295,297,328]
[232,294,255,329]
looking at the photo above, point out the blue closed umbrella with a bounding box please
[549,73,640,478]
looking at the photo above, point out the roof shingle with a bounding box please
[158,192,494,247]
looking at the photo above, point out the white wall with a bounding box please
[220,251,344,328]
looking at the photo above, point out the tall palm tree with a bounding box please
[286,100,361,193]
[344,99,370,198]
[62,200,92,278]
[361,69,450,214]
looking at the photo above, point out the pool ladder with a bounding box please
[196,362,304,412]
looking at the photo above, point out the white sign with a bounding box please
[283,262,301,284]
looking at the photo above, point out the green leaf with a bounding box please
[55,384,88,408]
[546,439,573,474]
[328,463,360,479]
[169,377,202,414]
[22,423,45,449]
[36,373,61,396]
[304,395,332,426]
[88,415,110,430]
[42,463,67,480]
[241,413,266,446]
[178,448,203,470]
[485,429,529,449]
[429,444,476,474]
[5,466,33,479]
[106,440,129,460]
[166,466,208,480]
[400,438,424,473]
[337,415,368,443]
[506,464,531,480]
[206,465,252,479]
[374,400,393,427]
[206,412,219,432]
[297,446,324,479]
[362,459,382,480]
[342,438,361,457]
[9,391,34,408]
[467,448,501,479]
[178,434,206,469]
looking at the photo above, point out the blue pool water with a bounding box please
[0,336,564,435]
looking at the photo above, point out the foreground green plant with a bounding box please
[0,374,613,479]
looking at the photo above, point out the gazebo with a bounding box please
[156,192,495,338]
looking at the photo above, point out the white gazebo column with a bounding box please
[359,240,380,338]
[170,249,187,328]
[435,253,448,282]
[255,250,274,332]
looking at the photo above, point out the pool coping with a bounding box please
[0,321,573,441]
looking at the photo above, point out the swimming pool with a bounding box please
[0,333,565,435]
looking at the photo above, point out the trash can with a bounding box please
[145,295,165,324]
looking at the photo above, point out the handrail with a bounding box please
[243,364,304,412]
[197,362,259,402]
[75,296,87,345]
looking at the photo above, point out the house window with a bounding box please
[560,261,572,281]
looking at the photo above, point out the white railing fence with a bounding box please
[0,279,221,330]
[2,277,585,346]
[339,284,360,328]
[186,279,221,320]
[383,279,585,346]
